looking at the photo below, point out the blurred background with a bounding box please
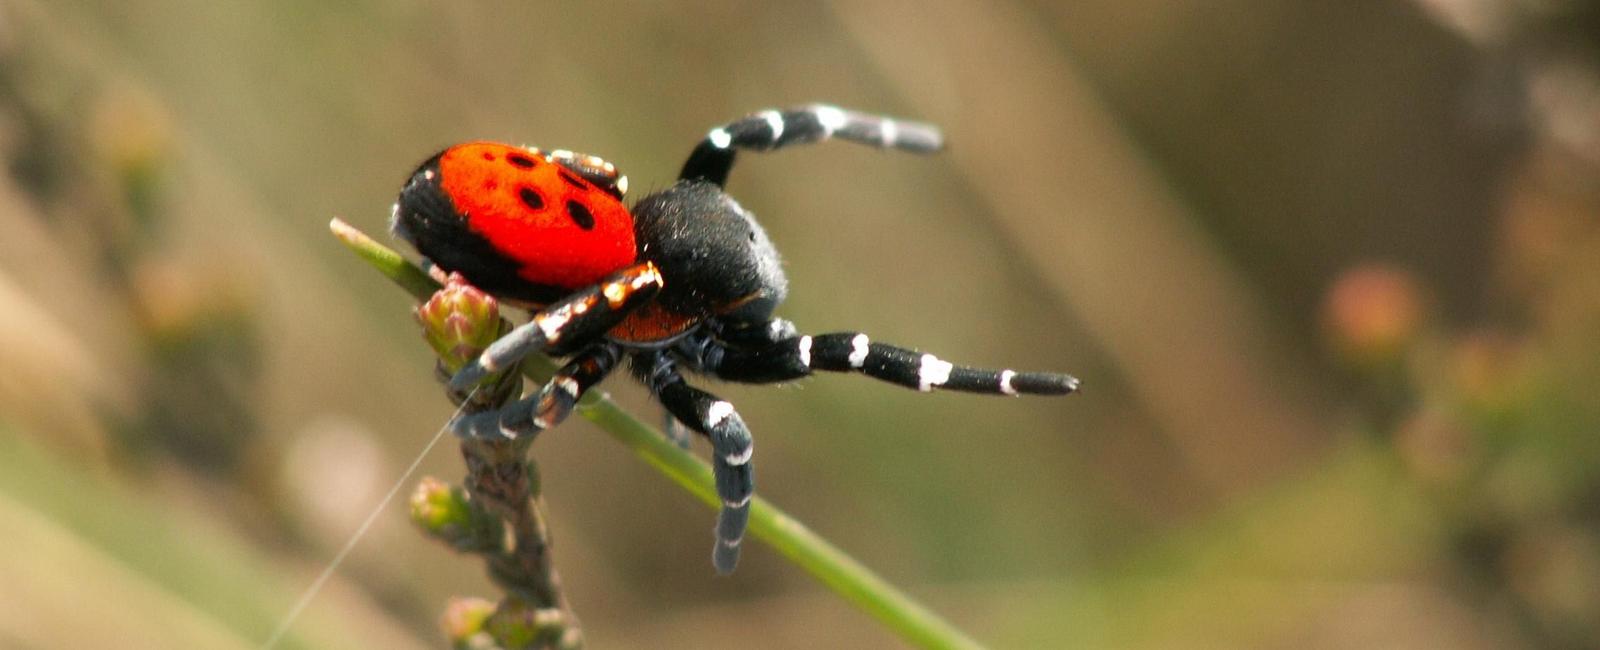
[2,0,1598,648]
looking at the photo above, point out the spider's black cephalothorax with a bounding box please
[392,105,1079,574]
[630,179,787,326]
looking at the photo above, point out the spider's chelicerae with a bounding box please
[391,105,1079,574]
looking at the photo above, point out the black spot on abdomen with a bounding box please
[565,199,596,230]
[519,187,545,210]
[508,153,537,168]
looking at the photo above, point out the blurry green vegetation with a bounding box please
[2,0,1599,648]
[0,427,413,649]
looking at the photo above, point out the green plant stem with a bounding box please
[331,217,984,650]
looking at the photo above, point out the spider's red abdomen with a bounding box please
[437,142,636,292]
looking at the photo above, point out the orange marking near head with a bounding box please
[608,302,701,344]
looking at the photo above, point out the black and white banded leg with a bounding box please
[448,262,663,393]
[661,411,694,450]
[681,105,945,186]
[642,355,756,574]
[708,330,1081,396]
[451,344,622,442]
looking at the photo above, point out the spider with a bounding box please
[391,104,1079,574]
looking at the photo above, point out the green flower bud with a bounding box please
[485,598,578,650]
[440,596,497,649]
[410,476,499,551]
[417,274,508,374]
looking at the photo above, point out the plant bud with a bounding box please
[417,274,507,374]
[1322,264,1425,367]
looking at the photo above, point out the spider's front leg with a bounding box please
[680,104,944,186]
[638,351,755,575]
[447,262,663,394]
[451,343,622,441]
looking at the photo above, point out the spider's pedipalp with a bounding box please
[680,104,944,186]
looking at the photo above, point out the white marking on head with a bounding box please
[616,175,629,196]
[812,105,847,136]
[760,110,784,141]
[723,446,752,466]
[551,149,574,160]
[918,354,954,392]
[798,335,813,367]
[848,334,870,368]
[501,422,524,439]
[708,127,732,149]
[707,400,736,428]
[529,415,552,430]
[723,495,752,508]
[423,169,435,181]
[999,369,1019,396]
[880,118,898,147]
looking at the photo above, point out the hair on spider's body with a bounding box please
[391,104,1079,575]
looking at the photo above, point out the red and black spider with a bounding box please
[391,105,1079,574]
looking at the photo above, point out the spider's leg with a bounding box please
[716,317,799,348]
[707,328,1080,396]
[639,352,755,574]
[451,343,622,442]
[661,410,694,450]
[680,104,944,186]
[449,262,663,393]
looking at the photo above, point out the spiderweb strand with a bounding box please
[260,391,476,649]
